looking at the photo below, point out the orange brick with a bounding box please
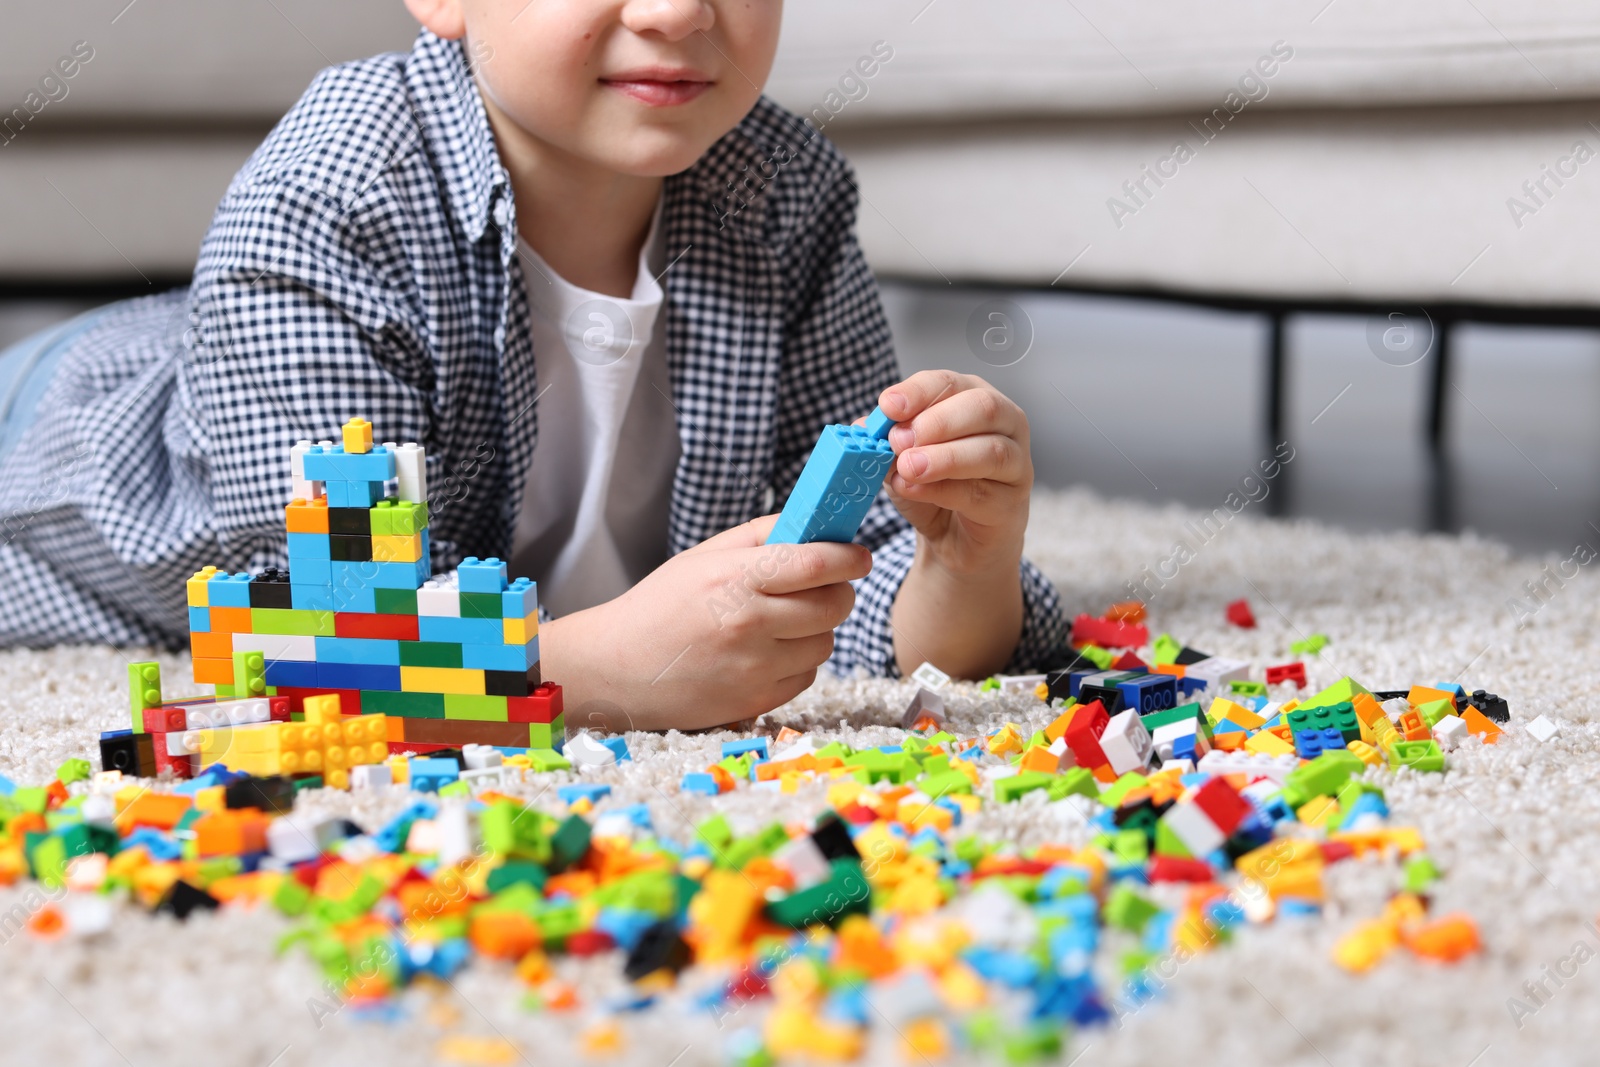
[1351,692,1386,726]
[285,496,330,534]
[193,657,235,685]
[191,630,233,660]
[208,607,254,633]
[1106,600,1147,623]
[470,911,542,960]
[1154,663,1186,678]
[1461,707,1503,743]
[116,794,192,831]
[1019,746,1060,774]
[194,810,269,856]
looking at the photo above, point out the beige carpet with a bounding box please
[2,485,1598,1067]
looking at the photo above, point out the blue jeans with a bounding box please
[0,308,109,460]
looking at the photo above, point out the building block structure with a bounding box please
[101,419,563,783]
[766,407,896,545]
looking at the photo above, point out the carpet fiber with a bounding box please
[2,486,1598,1067]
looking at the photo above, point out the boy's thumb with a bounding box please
[687,513,782,553]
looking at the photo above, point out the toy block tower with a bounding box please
[179,417,562,758]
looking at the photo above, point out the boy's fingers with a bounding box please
[888,385,1028,452]
[744,540,872,596]
[878,369,971,424]
[688,513,782,553]
[887,475,1022,527]
[895,433,1029,488]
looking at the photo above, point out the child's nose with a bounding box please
[620,0,716,41]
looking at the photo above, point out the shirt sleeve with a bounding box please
[769,155,1067,680]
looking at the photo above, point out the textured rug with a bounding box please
[2,485,1598,1067]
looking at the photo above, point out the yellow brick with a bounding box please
[1245,729,1295,756]
[187,566,220,607]
[342,416,373,454]
[372,533,422,563]
[401,666,487,695]
[502,613,539,645]
[194,786,227,813]
[303,693,344,724]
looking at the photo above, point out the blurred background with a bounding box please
[3,1,1598,553]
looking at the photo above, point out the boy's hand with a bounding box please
[538,515,870,732]
[867,370,1033,576]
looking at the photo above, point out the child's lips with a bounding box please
[601,78,712,107]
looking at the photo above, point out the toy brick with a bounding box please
[503,613,538,645]
[501,577,538,619]
[400,665,487,695]
[333,612,419,641]
[285,497,330,534]
[263,659,319,688]
[464,639,538,673]
[460,591,504,619]
[248,568,293,609]
[528,718,564,751]
[1099,709,1153,775]
[767,415,895,545]
[127,661,162,733]
[343,417,374,454]
[250,607,335,638]
[330,534,373,562]
[507,683,562,724]
[362,690,446,718]
[394,442,427,504]
[1118,673,1176,716]
[188,606,211,632]
[326,478,380,508]
[207,571,254,608]
[233,651,269,698]
[193,657,235,685]
[377,498,427,537]
[368,499,396,537]
[290,585,335,611]
[314,636,402,666]
[417,578,460,617]
[398,640,463,669]
[287,532,332,560]
[375,588,419,615]
[328,507,371,536]
[100,732,158,777]
[331,581,378,615]
[187,566,220,607]
[317,662,402,691]
[371,559,429,589]
[457,556,509,594]
[302,443,391,483]
[371,533,422,562]
[274,686,362,716]
[190,630,231,660]
[286,557,332,586]
[394,717,530,747]
[486,664,543,698]
[418,615,501,645]
[444,694,511,721]
[290,440,321,501]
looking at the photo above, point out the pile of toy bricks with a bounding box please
[131,417,564,775]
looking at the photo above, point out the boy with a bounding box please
[0,0,1064,729]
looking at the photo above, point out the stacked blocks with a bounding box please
[767,406,896,545]
[185,418,563,756]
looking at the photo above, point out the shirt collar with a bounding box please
[405,30,507,245]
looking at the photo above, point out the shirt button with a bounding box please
[492,198,510,229]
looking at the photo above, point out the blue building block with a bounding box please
[458,556,509,593]
[331,583,377,614]
[188,607,210,632]
[418,615,504,645]
[291,585,335,611]
[314,637,402,666]
[263,659,319,688]
[721,738,770,761]
[680,773,719,795]
[1117,673,1176,715]
[371,559,429,589]
[502,577,538,619]
[207,571,254,607]
[1176,676,1210,699]
[286,532,331,560]
[462,639,539,672]
[557,782,612,805]
[1293,727,1348,761]
[287,557,332,585]
[766,407,896,545]
[408,758,459,793]
[301,442,396,483]
[599,736,631,762]
[325,479,386,508]
[316,661,401,691]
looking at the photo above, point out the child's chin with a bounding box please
[597,132,718,179]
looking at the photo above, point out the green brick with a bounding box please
[128,661,161,734]
[487,861,549,894]
[1104,883,1161,932]
[1416,698,1455,728]
[251,608,336,637]
[55,758,92,784]
[444,694,510,721]
[375,588,418,615]
[526,748,570,772]
[993,770,1054,803]
[1047,767,1100,802]
[233,650,268,698]
[388,500,427,537]
[919,770,973,798]
[1098,772,1147,808]
[1230,680,1268,698]
[528,716,564,748]
[1389,739,1445,772]
[1298,675,1371,711]
[362,690,445,718]
[460,592,504,619]
[369,501,396,537]
[399,641,462,668]
[1288,701,1360,743]
[1152,633,1182,666]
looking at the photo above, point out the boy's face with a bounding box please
[452,0,783,177]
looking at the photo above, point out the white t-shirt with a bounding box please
[509,201,680,618]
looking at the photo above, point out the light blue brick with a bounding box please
[301,443,396,483]
[371,559,429,590]
[418,615,503,645]
[207,571,254,607]
[458,556,508,593]
[332,583,377,614]
[286,532,331,560]
[325,479,385,509]
[288,557,332,585]
[766,409,896,545]
[291,585,335,611]
[502,577,538,619]
[188,606,210,632]
[462,638,539,672]
[314,637,402,666]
